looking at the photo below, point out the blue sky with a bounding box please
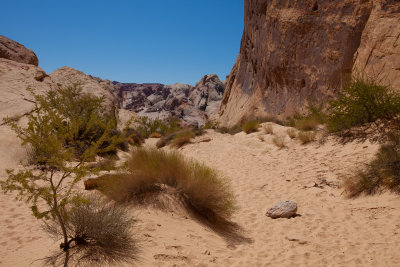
[1,0,244,85]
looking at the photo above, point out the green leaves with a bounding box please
[327,77,400,132]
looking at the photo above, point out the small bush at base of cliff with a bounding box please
[344,132,400,197]
[242,121,260,134]
[327,77,400,132]
[94,148,236,223]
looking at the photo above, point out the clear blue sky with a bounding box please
[1,0,244,85]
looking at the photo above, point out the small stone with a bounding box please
[266,200,297,219]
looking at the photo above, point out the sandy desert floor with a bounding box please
[1,123,400,266]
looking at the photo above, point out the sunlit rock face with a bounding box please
[0,35,39,66]
[219,0,400,127]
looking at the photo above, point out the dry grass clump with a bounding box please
[263,124,274,134]
[298,131,316,144]
[286,128,297,139]
[170,129,195,148]
[295,117,321,131]
[156,128,198,148]
[242,121,260,134]
[42,194,138,266]
[272,135,286,148]
[344,132,400,197]
[94,148,236,222]
[149,132,162,138]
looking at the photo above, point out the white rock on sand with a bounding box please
[1,123,400,266]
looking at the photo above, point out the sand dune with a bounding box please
[1,123,400,266]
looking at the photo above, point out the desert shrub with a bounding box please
[298,131,316,144]
[286,128,297,139]
[1,85,124,266]
[42,194,138,266]
[170,129,195,148]
[156,128,203,148]
[149,132,162,138]
[327,77,400,132]
[44,84,123,159]
[95,148,236,222]
[132,116,180,139]
[286,101,325,131]
[203,119,219,129]
[263,124,274,134]
[216,124,242,135]
[272,135,286,148]
[88,156,117,172]
[242,121,260,134]
[344,132,400,197]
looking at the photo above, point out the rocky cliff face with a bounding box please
[219,0,400,126]
[0,35,38,66]
[115,74,225,126]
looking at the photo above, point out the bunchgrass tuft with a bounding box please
[272,135,286,148]
[344,132,400,197]
[94,148,236,223]
[263,124,274,135]
[286,128,297,139]
[298,131,316,144]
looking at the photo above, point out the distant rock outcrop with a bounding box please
[114,74,225,126]
[0,35,38,66]
[219,0,400,127]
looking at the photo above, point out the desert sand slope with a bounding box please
[1,123,400,266]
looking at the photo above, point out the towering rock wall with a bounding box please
[219,0,400,126]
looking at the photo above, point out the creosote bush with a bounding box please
[93,148,236,223]
[344,132,400,197]
[242,121,260,134]
[1,85,135,267]
[298,131,316,144]
[327,77,400,132]
[42,194,138,266]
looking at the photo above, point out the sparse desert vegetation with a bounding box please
[298,131,316,144]
[91,147,237,223]
[242,120,260,134]
[272,135,286,148]
[344,132,400,197]
[327,77,400,132]
[264,124,274,134]
[286,128,297,139]
[42,194,138,266]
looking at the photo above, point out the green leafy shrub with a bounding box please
[93,148,236,222]
[344,132,400,197]
[132,116,180,139]
[203,119,219,129]
[242,121,260,134]
[327,77,400,132]
[44,84,123,159]
[1,85,127,266]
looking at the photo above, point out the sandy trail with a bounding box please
[1,123,400,266]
